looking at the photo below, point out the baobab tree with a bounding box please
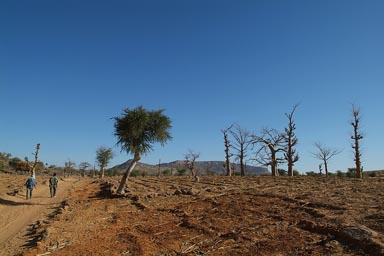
[96,146,114,178]
[113,106,172,194]
[184,150,200,182]
[221,124,233,176]
[351,104,363,178]
[25,144,41,177]
[253,128,285,176]
[230,124,253,176]
[311,142,342,176]
[283,105,299,176]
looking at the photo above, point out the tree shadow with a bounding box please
[90,182,115,199]
[22,221,47,249]
[0,198,56,206]
[0,198,32,206]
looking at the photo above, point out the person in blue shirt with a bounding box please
[25,175,37,199]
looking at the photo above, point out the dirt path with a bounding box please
[0,177,79,256]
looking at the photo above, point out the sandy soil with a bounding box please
[1,174,384,255]
[0,174,80,256]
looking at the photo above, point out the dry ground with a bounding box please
[1,174,384,255]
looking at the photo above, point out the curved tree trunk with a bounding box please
[117,155,140,194]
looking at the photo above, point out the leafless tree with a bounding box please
[311,142,342,176]
[253,128,285,176]
[185,150,200,182]
[230,124,253,176]
[221,124,233,176]
[25,144,41,177]
[283,104,299,176]
[351,104,363,178]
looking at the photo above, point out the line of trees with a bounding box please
[222,104,364,177]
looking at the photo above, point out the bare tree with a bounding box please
[184,150,200,182]
[221,124,233,176]
[283,105,299,176]
[351,104,363,178]
[253,128,285,176]
[25,144,41,177]
[230,124,253,176]
[311,142,342,176]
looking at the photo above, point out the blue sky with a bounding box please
[1,0,384,173]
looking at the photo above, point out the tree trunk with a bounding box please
[287,146,293,176]
[324,160,328,176]
[99,166,105,178]
[117,157,139,194]
[354,130,362,178]
[270,148,277,177]
[271,161,277,176]
[240,150,245,176]
[224,132,231,176]
[31,143,40,178]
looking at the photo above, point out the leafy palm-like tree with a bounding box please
[96,146,114,178]
[79,162,91,177]
[114,106,172,194]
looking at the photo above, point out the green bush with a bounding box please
[130,170,140,177]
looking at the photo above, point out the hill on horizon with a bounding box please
[110,160,269,176]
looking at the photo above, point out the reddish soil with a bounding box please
[1,174,384,255]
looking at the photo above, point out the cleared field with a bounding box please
[8,175,384,255]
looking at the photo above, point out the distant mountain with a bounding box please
[110,160,269,176]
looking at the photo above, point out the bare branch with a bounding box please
[311,142,342,176]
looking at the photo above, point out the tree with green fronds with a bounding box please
[79,162,92,177]
[113,106,172,194]
[96,146,114,178]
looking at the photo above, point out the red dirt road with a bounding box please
[0,175,79,256]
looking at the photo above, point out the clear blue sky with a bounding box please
[1,0,384,173]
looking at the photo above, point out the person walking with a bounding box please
[49,173,59,198]
[25,174,37,199]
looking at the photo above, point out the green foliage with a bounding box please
[130,170,141,177]
[104,169,118,177]
[336,170,345,177]
[113,106,172,158]
[96,146,114,169]
[176,168,187,176]
[346,168,356,178]
[305,171,320,176]
[293,170,300,176]
[162,169,172,176]
[278,169,287,176]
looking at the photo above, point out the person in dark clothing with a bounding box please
[49,173,59,198]
[25,175,37,199]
